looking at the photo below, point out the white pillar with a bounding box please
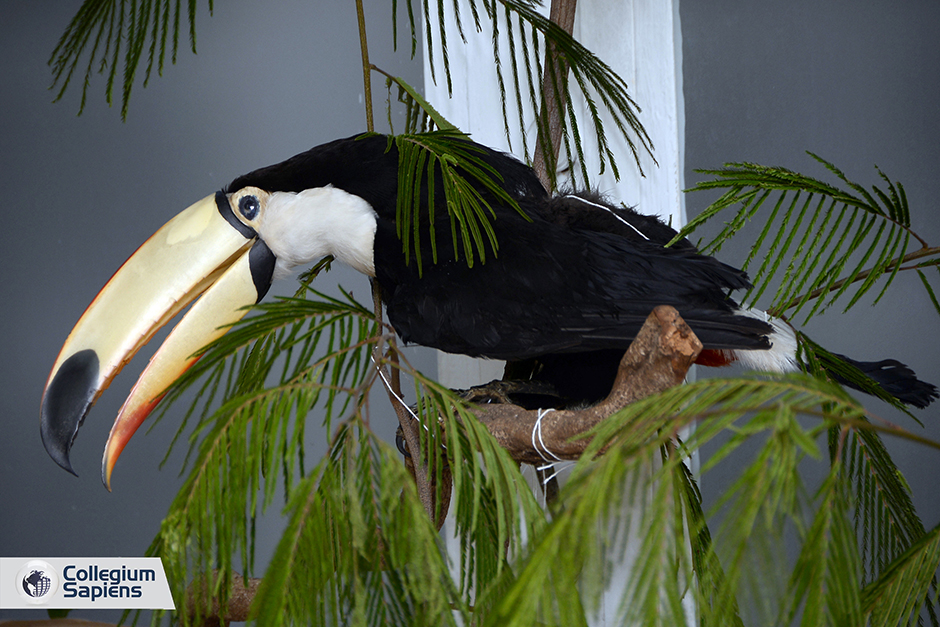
[423,3,689,623]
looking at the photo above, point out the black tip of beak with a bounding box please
[41,349,100,476]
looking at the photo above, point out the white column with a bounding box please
[423,2,689,624]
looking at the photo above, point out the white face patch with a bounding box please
[255,186,378,279]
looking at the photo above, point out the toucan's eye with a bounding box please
[239,195,260,220]
[229,186,268,227]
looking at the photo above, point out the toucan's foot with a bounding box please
[458,379,566,410]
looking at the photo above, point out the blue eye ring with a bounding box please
[238,195,260,221]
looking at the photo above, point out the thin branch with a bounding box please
[770,244,940,316]
[531,0,578,190]
[355,0,374,132]
[369,281,434,519]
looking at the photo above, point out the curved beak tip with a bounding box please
[40,349,100,476]
[39,194,272,488]
[101,467,114,492]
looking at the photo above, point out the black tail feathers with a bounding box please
[828,354,938,409]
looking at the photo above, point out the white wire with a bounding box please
[370,354,424,429]
[564,194,650,241]
[540,462,574,485]
[531,408,562,462]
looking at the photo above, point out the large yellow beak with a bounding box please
[40,192,275,489]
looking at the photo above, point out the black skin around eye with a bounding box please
[239,195,260,221]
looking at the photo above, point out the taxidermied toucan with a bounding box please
[40,133,937,488]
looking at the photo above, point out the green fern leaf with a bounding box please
[251,428,463,626]
[785,464,863,627]
[411,0,653,188]
[861,522,940,627]
[493,375,879,626]
[392,130,530,273]
[681,155,933,324]
[49,0,209,119]
[918,268,940,318]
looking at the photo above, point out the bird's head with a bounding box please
[40,154,379,490]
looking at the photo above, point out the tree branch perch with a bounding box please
[468,305,701,465]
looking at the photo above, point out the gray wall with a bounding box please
[1,0,938,623]
[0,1,427,622]
[682,0,940,536]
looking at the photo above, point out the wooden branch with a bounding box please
[471,305,701,465]
[186,572,261,626]
[402,437,453,531]
[370,279,437,521]
[532,0,578,190]
[354,0,374,132]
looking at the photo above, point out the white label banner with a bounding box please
[1,557,175,610]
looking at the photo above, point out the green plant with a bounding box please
[48,1,940,625]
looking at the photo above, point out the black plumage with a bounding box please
[38,133,936,484]
[227,133,936,407]
[230,134,768,355]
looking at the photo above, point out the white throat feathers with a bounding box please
[258,186,378,280]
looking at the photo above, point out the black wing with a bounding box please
[378,198,771,361]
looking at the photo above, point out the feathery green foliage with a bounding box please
[676,155,939,324]
[53,0,654,187]
[392,130,531,273]
[380,72,457,134]
[248,424,462,626]
[49,0,211,119]
[396,0,654,188]
[142,277,379,624]
[48,2,940,626]
[482,374,940,626]
[143,293,553,624]
[861,522,940,627]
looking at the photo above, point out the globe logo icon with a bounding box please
[15,560,59,604]
[22,569,52,598]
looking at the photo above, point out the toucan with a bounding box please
[40,132,937,488]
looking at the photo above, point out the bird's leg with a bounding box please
[458,379,564,408]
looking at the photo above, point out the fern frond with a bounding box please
[139,288,378,622]
[844,426,932,578]
[785,460,863,626]
[678,155,938,323]
[377,69,457,134]
[392,130,530,273]
[861,522,940,627]
[398,363,547,607]
[676,460,746,627]
[491,375,878,626]
[918,268,940,318]
[141,276,549,624]
[409,0,653,188]
[49,0,209,119]
[250,426,463,626]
